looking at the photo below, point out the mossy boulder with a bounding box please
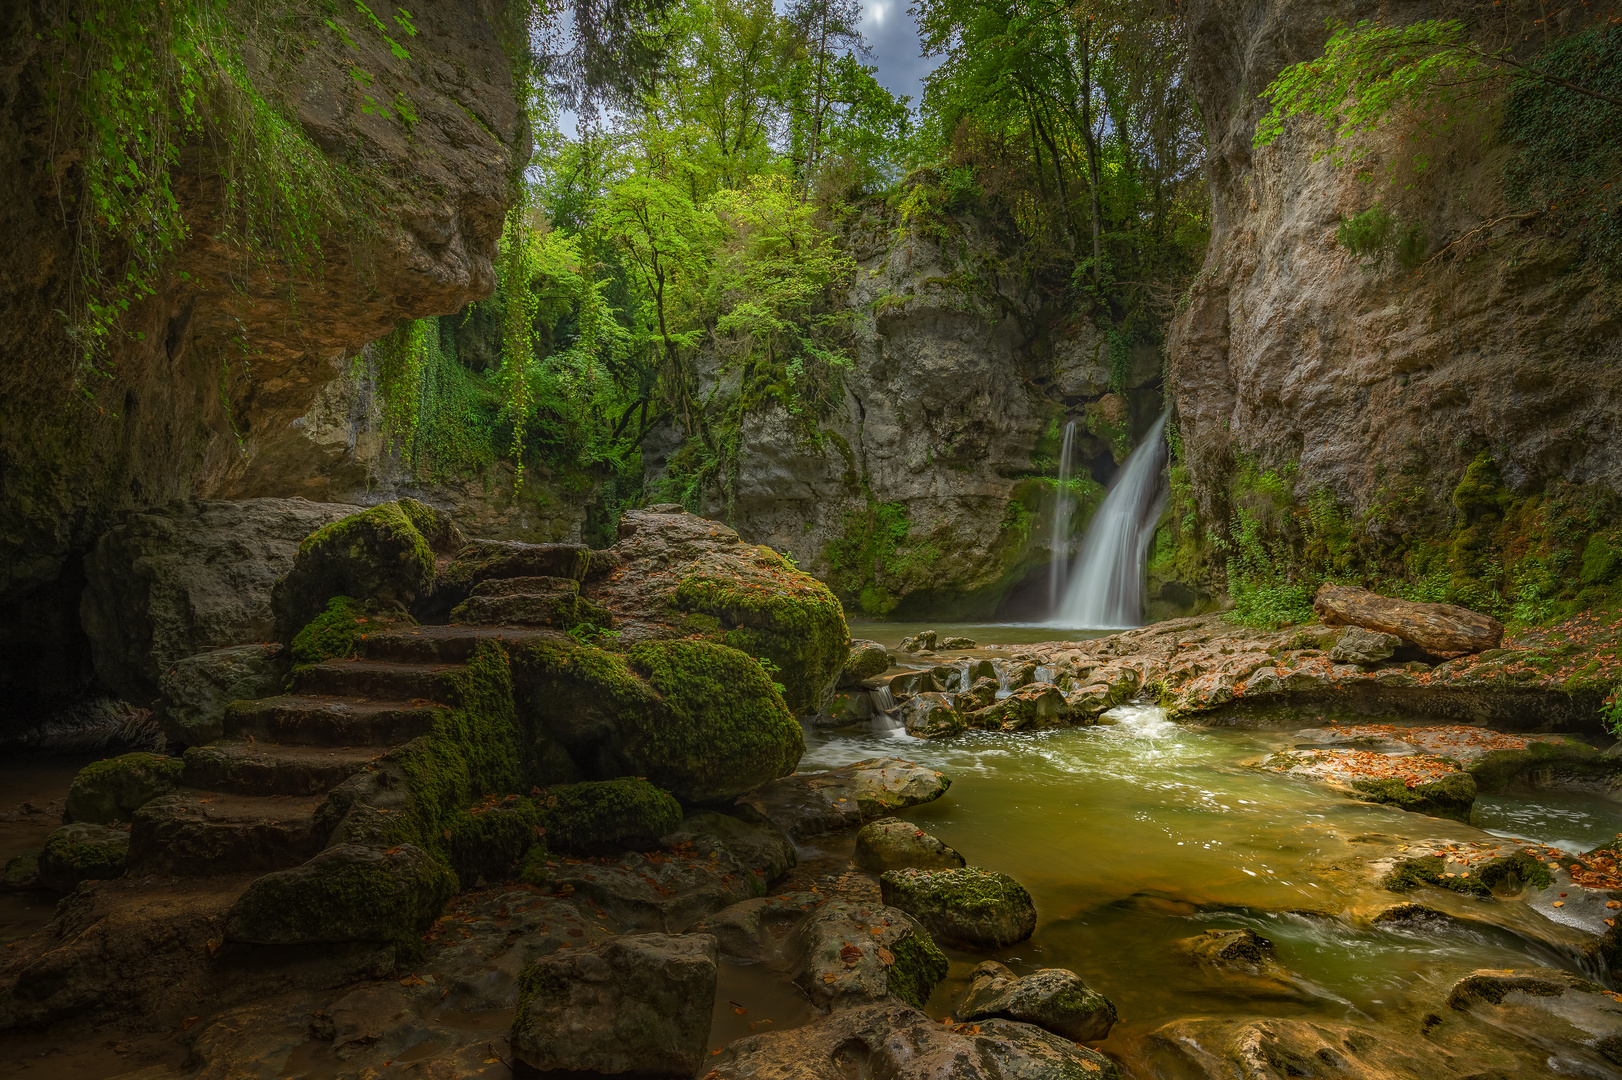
[1352,772,1476,823]
[3,852,41,890]
[158,642,286,746]
[879,866,1037,949]
[665,807,797,885]
[38,822,129,891]
[1469,738,1622,795]
[65,752,184,824]
[513,639,804,802]
[537,778,683,856]
[1380,855,1493,898]
[224,843,457,945]
[271,499,461,642]
[446,796,545,888]
[956,959,1117,1042]
[841,640,891,687]
[591,509,849,715]
[900,692,964,739]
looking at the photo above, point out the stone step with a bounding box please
[292,659,461,700]
[452,592,575,627]
[225,695,443,746]
[128,790,324,876]
[182,741,381,797]
[472,575,579,599]
[449,540,590,584]
[358,625,563,664]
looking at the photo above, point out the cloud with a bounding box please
[858,0,941,109]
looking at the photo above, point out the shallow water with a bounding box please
[802,704,1616,1074]
[0,753,90,944]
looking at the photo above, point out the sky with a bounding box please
[856,0,942,108]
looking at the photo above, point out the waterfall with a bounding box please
[1051,411,1170,629]
[1047,419,1079,609]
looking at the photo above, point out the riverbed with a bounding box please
[800,703,1622,1074]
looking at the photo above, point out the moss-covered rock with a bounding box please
[446,795,545,888]
[3,851,41,890]
[900,692,964,738]
[537,778,682,856]
[1352,772,1476,824]
[840,640,891,687]
[1469,738,1622,795]
[224,843,457,946]
[879,866,1037,949]
[289,595,367,666]
[512,639,804,802]
[1380,855,1493,899]
[885,928,950,1008]
[38,822,128,891]
[854,817,966,872]
[955,959,1117,1043]
[65,752,184,824]
[271,499,459,642]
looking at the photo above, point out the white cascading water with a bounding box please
[1047,419,1080,609]
[1050,411,1170,629]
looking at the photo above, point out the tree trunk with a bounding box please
[1313,584,1504,654]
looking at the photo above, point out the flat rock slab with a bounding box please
[705,1002,1122,1080]
[524,849,761,933]
[737,757,951,840]
[511,932,719,1078]
[127,790,322,875]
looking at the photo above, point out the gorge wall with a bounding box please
[0,0,529,728]
[1168,0,1622,582]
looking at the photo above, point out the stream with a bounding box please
[800,698,1622,1075]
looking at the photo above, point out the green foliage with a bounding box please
[48,0,397,386]
[1500,28,1622,277]
[533,777,683,855]
[824,498,916,616]
[1335,204,1427,269]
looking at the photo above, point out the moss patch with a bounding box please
[446,795,544,889]
[65,752,183,824]
[1468,739,1620,794]
[885,928,949,1007]
[672,562,848,715]
[39,822,129,891]
[536,778,682,856]
[1351,772,1476,824]
[1475,850,1554,895]
[1380,855,1492,899]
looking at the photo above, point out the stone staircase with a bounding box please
[122,551,593,912]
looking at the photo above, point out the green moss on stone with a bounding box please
[1352,772,1476,824]
[1469,739,1618,794]
[65,752,184,824]
[290,596,368,666]
[447,796,545,888]
[1475,850,1554,894]
[885,929,949,1007]
[1380,855,1492,899]
[39,822,129,890]
[536,777,682,855]
[672,568,848,715]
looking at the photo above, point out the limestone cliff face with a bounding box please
[0,0,527,725]
[676,200,1163,619]
[1170,1,1622,542]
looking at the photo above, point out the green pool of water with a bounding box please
[802,705,1615,1074]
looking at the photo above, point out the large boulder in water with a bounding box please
[80,498,360,702]
[512,638,804,803]
[854,817,966,872]
[585,507,849,714]
[879,866,1037,949]
[956,960,1118,1042]
[271,499,462,642]
[737,757,951,840]
[1313,583,1503,653]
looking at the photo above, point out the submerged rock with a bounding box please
[65,752,184,824]
[1172,928,1319,1002]
[853,816,966,872]
[706,1002,1122,1080]
[510,932,719,1077]
[224,843,457,945]
[737,757,951,839]
[956,959,1118,1042]
[879,866,1037,949]
[37,822,128,892]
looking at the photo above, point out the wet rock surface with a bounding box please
[1314,585,1505,654]
[788,897,948,1010]
[879,866,1038,949]
[706,1002,1123,1080]
[853,816,966,872]
[738,757,952,839]
[956,959,1118,1042]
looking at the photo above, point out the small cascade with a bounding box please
[870,685,898,713]
[866,685,903,733]
[1035,665,1056,685]
[1047,419,1080,609]
[1051,411,1171,629]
